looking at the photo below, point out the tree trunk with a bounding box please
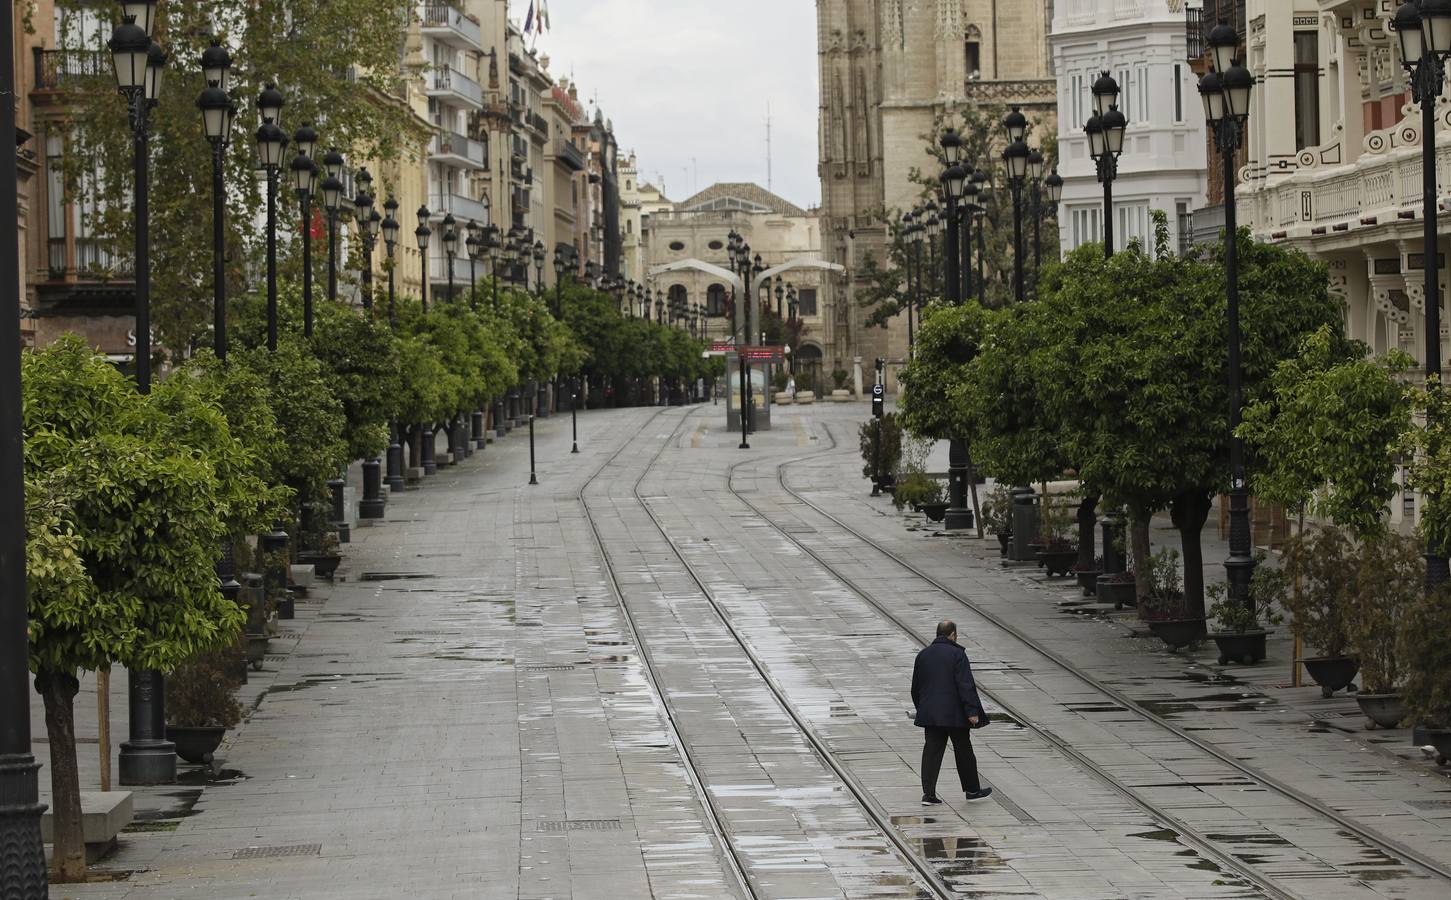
[406,425,421,470]
[1130,512,1152,603]
[1172,492,1213,620]
[37,669,85,883]
[1076,493,1099,572]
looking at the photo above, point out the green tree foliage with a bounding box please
[23,337,249,880]
[55,0,429,354]
[1240,327,1412,537]
[899,302,994,439]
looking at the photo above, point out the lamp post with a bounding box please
[486,225,501,306]
[354,168,375,310]
[2,0,46,884]
[974,188,989,305]
[1392,0,1451,585]
[1027,147,1045,295]
[959,180,976,301]
[415,205,431,313]
[382,199,406,493]
[1087,72,1126,259]
[1003,108,1030,303]
[905,212,922,352]
[533,240,546,298]
[290,123,318,336]
[110,1,176,786]
[1200,19,1259,606]
[197,39,234,359]
[320,148,344,303]
[1044,168,1064,272]
[925,201,941,302]
[465,222,479,309]
[442,212,457,304]
[939,128,966,306]
[553,245,567,317]
[255,84,286,352]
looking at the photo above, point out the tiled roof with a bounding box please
[676,182,806,216]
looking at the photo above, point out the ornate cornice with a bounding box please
[962,78,1057,105]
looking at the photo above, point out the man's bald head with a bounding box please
[936,620,957,639]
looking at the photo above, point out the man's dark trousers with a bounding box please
[921,726,980,796]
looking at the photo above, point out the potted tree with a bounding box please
[166,644,246,765]
[1347,533,1419,728]
[1206,561,1284,665]
[1139,550,1205,649]
[1400,584,1451,764]
[858,412,903,493]
[1035,495,1077,578]
[1281,527,1361,696]
[982,484,1013,556]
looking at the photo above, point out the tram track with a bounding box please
[578,405,956,900]
[727,418,1451,898]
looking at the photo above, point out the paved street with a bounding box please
[41,402,1451,900]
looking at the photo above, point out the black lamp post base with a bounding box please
[494,400,507,437]
[118,740,176,785]
[360,459,385,520]
[944,509,973,530]
[421,428,438,476]
[278,591,295,620]
[0,754,46,895]
[472,410,486,449]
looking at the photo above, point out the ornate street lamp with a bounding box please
[939,127,966,306]
[110,3,176,786]
[1086,73,1126,258]
[552,245,567,317]
[465,222,480,308]
[533,240,546,297]
[290,123,318,336]
[197,39,234,359]
[320,148,344,303]
[486,225,502,305]
[415,205,431,313]
[1002,120,1030,303]
[255,84,286,352]
[354,168,375,310]
[1027,147,1045,294]
[1200,19,1259,607]
[441,212,457,303]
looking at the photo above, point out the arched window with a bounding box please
[965,25,982,80]
[670,284,689,315]
[706,283,726,316]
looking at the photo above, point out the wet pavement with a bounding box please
[39,401,1451,899]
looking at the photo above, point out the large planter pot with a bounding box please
[1096,578,1136,610]
[1423,728,1451,766]
[1075,568,1102,597]
[920,502,950,523]
[1147,617,1207,650]
[166,725,226,766]
[1037,549,1077,578]
[1210,629,1270,665]
[1027,541,1047,564]
[996,533,1012,557]
[298,550,342,579]
[1302,655,1360,698]
[1355,691,1406,730]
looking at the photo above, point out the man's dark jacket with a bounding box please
[911,636,984,728]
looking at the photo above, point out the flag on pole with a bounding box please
[524,1,536,34]
[540,1,551,31]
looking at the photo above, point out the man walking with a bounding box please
[911,619,992,804]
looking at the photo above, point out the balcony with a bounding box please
[428,191,491,225]
[430,131,486,169]
[32,48,107,90]
[1185,7,1205,61]
[425,65,483,110]
[528,111,550,138]
[419,4,483,51]
[1237,141,1451,244]
[554,138,586,172]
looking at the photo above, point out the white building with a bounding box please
[1051,0,1208,256]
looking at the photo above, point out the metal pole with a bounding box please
[1033,179,1041,295]
[1012,181,1025,302]
[387,248,396,329]
[905,241,916,352]
[1221,118,1255,609]
[1423,56,1449,588]
[528,415,539,485]
[267,172,278,351]
[361,239,373,310]
[738,356,750,449]
[976,213,986,305]
[302,192,313,337]
[212,143,226,359]
[571,376,580,454]
[421,253,429,314]
[120,94,174,786]
[963,206,973,302]
[1102,156,1116,259]
[944,196,961,305]
[327,209,337,303]
[0,0,48,882]
[447,254,454,304]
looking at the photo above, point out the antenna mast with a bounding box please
[765,102,773,191]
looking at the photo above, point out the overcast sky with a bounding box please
[521,0,821,209]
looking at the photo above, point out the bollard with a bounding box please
[420,425,438,475]
[261,526,292,619]
[360,459,385,519]
[472,409,486,449]
[327,476,349,543]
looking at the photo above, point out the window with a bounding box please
[1069,72,1085,128]
[1294,32,1320,150]
[1117,202,1149,252]
[707,239,724,250]
[668,240,685,251]
[705,283,725,316]
[45,134,64,277]
[1070,206,1101,251]
[798,288,818,317]
[965,42,980,79]
[1176,201,1192,257]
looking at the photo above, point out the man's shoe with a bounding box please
[921,794,943,805]
[965,787,993,801]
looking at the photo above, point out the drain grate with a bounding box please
[537,819,621,832]
[264,655,288,662]
[523,665,576,672]
[1407,799,1451,809]
[394,629,459,636]
[360,572,436,582]
[232,843,321,859]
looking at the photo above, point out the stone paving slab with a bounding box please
[45,406,742,900]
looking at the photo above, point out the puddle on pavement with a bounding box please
[176,768,248,786]
[910,835,1006,880]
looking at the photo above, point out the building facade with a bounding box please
[1052,0,1209,256]
[817,0,1056,384]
